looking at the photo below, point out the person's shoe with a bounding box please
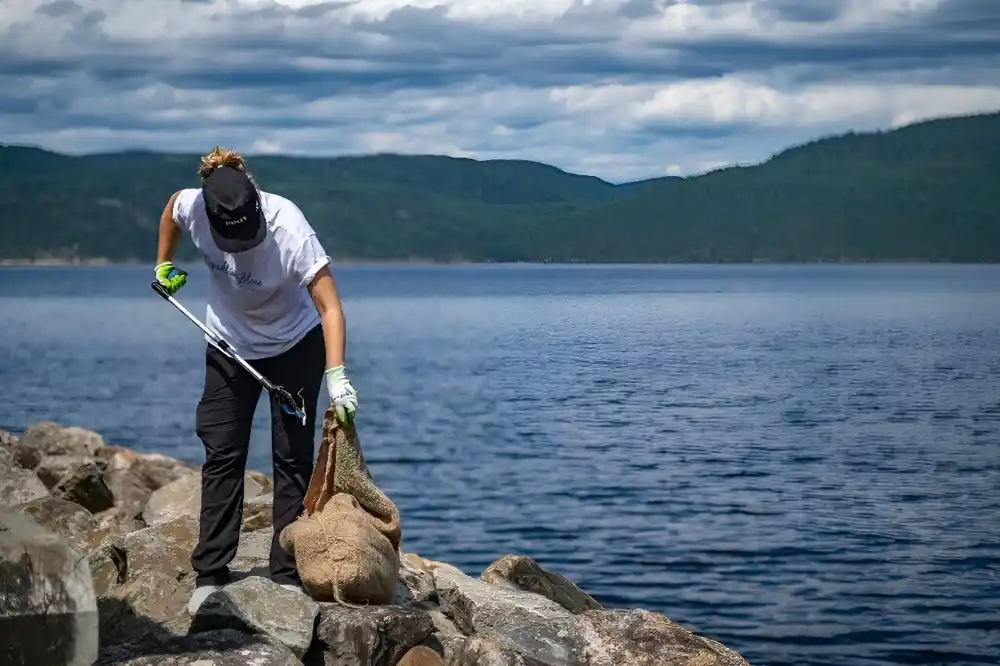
[278,583,304,595]
[187,585,221,615]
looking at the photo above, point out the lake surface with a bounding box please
[1,264,998,666]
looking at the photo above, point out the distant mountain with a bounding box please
[2,111,998,264]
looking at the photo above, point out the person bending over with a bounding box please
[154,146,359,613]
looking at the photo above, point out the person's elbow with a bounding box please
[307,265,345,321]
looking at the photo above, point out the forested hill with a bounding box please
[2,111,998,264]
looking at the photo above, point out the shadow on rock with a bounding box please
[96,626,302,665]
[97,597,178,655]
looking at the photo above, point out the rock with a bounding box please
[312,604,436,666]
[572,608,751,666]
[481,555,602,614]
[449,635,559,666]
[14,496,97,541]
[231,526,273,575]
[35,454,103,489]
[0,508,99,666]
[5,436,40,471]
[94,628,303,665]
[96,520,278,648]
[0,465,50,506]
[435,566,579,662]
[98,446,194,487]
[144,472,269,525]
[94,505,146,532]
[88,541,127,597]
[119,515,200,582]
[12,422,105,468]
[0,443,50,507]
[394,551,438,604]
[190,576,320,659]
[248,469,275,493]
[424,610,466,663]
[0,428,18,448]
[434,564,752,666]
[52,460,116,514]
[99,569,196,645]
[98,447,195,516]
[80,506,147,553]
[243,492,274,532]
[94,516,201,646]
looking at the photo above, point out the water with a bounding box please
[1,264,999,666]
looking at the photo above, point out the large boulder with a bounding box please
[0,445,50,506]
[0,508,99,666]
[14,496,97,542]
[119,515,201,581]
[312,604,436,666]
[80,506,147,553]
[94,628,303,665]
[0,428,18,448]
[243,492,275,532]
[95,519,278,648]
[96,446,195,517]
[394,551,438,605]
[98,569,196,646]
[35,454,103,489]
[95,515,202,646]
[571,608,751,666]
[143,472,270,526]
[10,422,105,469]
[480,555,602,614]
[52,460,116,514]
[434,558,752,666]
[435,565,582,665]
[190,576,320,658]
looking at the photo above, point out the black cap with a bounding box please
[202,166,267,253]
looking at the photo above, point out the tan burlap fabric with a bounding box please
[397,646,446,666]
[279,408,402,605]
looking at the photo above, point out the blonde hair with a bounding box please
[198,146,247,180]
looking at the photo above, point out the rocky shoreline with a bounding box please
[1,422,752,665]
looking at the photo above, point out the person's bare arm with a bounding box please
[307,265,347,369]
[157,191,183,265]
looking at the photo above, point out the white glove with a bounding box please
[324,365,357,424]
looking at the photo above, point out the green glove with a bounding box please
[155,261,188,295]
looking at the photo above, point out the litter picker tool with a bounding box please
[151,281,308,426]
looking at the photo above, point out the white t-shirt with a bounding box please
[172,187,330,360]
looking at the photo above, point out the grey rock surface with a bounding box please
[143,472,269,526]
[0,450,50,506]
[480,555,602,615]
[52,460,115,513]
[13,422,105,465]
[435,565,582,665]
[14,496,97,540]
[191,576,320,659]
[94,628,304,665]
[0,508,99,666]
[313,603,436,666]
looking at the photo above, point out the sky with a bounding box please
[2,0,1000,182]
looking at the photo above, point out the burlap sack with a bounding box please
[279,408,402,605]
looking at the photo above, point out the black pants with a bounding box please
[191,324,325,587]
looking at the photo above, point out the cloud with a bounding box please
[1,0,999,181]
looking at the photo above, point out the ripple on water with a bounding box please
[2,265,1000,666]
